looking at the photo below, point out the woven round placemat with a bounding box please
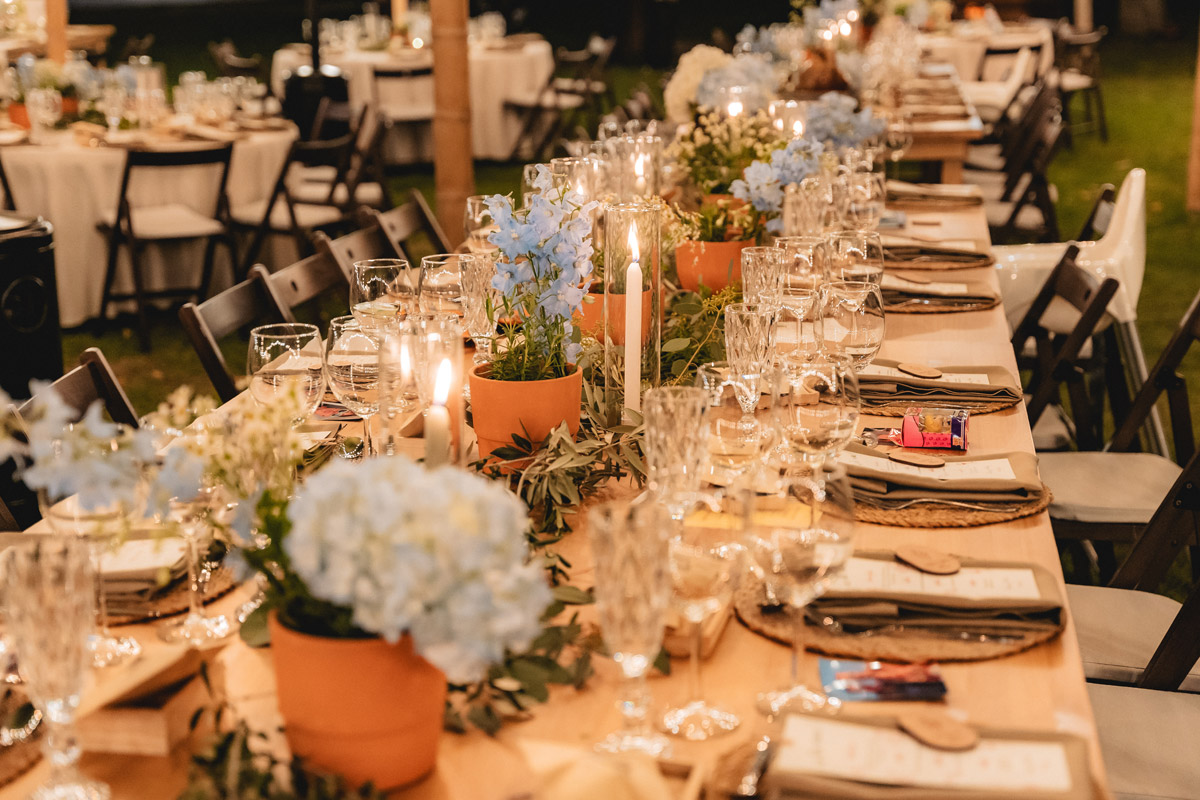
[884,297,1001,314]
[861,395,1021,416]
[853,484,1052,528]
[733,581,1062,663]
[883,253,996,271]
[0,690,42,788]
[107,567,236,626]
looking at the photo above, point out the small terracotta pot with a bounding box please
[9,98,78,130]
[573,291,605,339]
[468,363,582,461]
[574,289,653,346]
[675,239,752,293]
[269,615,446,790]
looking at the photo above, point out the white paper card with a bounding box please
[881,274,970,295]
[858,364,992,386]
[829,557,1043,601]
[99,539,186,579]
[775,716,1074,793]
[839,450,1018,482]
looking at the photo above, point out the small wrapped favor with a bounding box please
[899,407,969,450]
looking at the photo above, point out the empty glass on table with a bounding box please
[819,280,885,372]
[589,500,673,758]
[695,361,772,487]
[420,254,473,317]
[826,230,884,285]
[324,315,381,455]
[643,386,710,522]
[741,246,787,309]
[351,258,423,336]
[774,357,860,476]
[246,323,324,423]
[156,484,232,646]
[842,172,886,232]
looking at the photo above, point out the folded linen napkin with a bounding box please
[886,179,984,209]
[880,274,999,308]
[839,443,1042,503]
[905,104,971,121]
[883,243,995,270]
[857,359,1021,407]
[767,711,1097,800]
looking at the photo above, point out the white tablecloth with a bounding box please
[920,23,1055,82]
[270,39,554,161]
[1,128,295,327]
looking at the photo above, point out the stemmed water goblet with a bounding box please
[826,230,884,285]
[463,195,496,254]
[323,316,381,455]
[747,470,856,716]
[589,500,673,758]
[774,357,860,480]
[156,484,232,646]
[724,302,776,435]
[695,361,772,489]
[643,386,709,523]
[420,253,472,317]
[885,110,913,177]
[775,235,829,291]
[247,323,324,422]
[460,252,498,372]
[351,258,423,337]
[4,537,111,800]
[843,173,886,232]
[660,501,742,741]
[819,280,885,372]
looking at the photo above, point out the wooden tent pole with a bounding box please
[431,0,473,247]
[46,0,68,62]
[1073,0,1093,32]
[1187,17,1200,211]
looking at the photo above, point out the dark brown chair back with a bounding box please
[364,190,452,261]
[179,271,288,402]
[252,252,347,314]
[314,226,395,278]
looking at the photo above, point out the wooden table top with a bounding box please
[0,204,1111,800]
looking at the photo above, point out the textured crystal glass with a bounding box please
[460,252,499,369]
[5,537,110,800]
[748,470,856,716]
[775,358,860,472]
[589,500,672,758]
[741,246,786,309]
[324,315,381,455]
[643,386,709,521]
[724,302,776,376]
[819,280,885,371]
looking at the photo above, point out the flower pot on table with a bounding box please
[269,614,446,790]
[675,239,752,293]
[468,363,582,462]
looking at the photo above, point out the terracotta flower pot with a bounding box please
[8,104,28,129]
[574,289,653,346]
[468,363,582,461]
[269,615,446,790]
[574,291,605,339]
[675,239,752,293]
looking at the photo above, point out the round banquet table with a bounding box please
[270,38,554,162]
[0,127,296,328]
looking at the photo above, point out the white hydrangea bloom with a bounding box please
[663,44,734,124]
[284,457,551,685]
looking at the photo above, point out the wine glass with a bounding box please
[775,235,829,292]
[420,254,472,317]
[351,258,422,336]
[660,503,742,741]
[774,358,860,477]
[377,330,423,456]
[843,173,886,232]
[643,386,709,522]
[4,538,111,800]
[885,110,913,177]
[589,500,673,758]
[463,195,496,254]
[324,316,381,455]
[695,361,772,487]
[102,80,127,138]
[748,470,856,716]
[156,484,232,646]
[776,287,822,372]
[740,246,786,309]
[247,323,324,423]
[819,280,885,372]
[826,231,884,285]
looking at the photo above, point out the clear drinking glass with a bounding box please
[460,253,498,369]
[777,286,822,375]
[324,316,381,455]
[775,235,829,292]
[377,330,424,456]
[826,231,884,284]
[843,173,886,231]
[819,280,885,371]
[748,470,856,716]
[247,323,324,422]
[420,253,472,317]
[725,302,776,377]
[4,537,110,800]
[885,110,913,177]
[643,386,709,522]
[156,484,232,646]
[589,500,672,758]
[26,87,63,145]
[351,258,422,336]
[740,246,786,309]
[661,505,742,741]
[774,358,860,475]
[462,195,496,253]
[695,361,771,486]
[102,81,127,138]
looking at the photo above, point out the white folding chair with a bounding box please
[960,47,1033,125]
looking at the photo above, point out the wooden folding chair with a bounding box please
[252,251,347,318]
[314,225,395,278]
[179,270,289,402]
[361,189,452,263]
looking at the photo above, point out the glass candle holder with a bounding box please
[769,99,809,139]
[602,201,662,425]
[613,134,662,201]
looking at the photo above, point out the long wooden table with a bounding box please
[2,203,1112,799]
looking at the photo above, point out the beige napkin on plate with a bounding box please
[886,179,984,209]
[858,359,1021,407]
[839,443,1042,503]
[880,273,999,307]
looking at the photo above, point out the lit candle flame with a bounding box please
[433,358,451,406]
[846,9,858,21]
[839,20,852,36]
[727,100,743,117]
[628,226,640,264]
[792,119,804,137]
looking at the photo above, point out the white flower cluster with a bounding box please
[663,44,733,124]
[668,109,784,195]
[142,385,218,435]
[284,457,551,684]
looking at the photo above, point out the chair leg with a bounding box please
[224,233,243,284]
[126,238,151,352]
[198,236,218,301]
[1092,86,1108,142]
[98,231,122,323]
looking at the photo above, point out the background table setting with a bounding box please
[0,6,1125,800]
